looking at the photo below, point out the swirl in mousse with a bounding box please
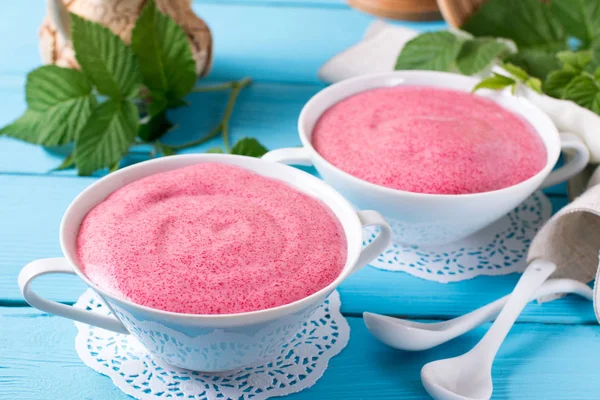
[77,163,347,314]
[312,86,547,195]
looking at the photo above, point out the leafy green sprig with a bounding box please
[0,0,267,175]
[395,0,600,117]
[395,31,513,76]
[473,63,542,94]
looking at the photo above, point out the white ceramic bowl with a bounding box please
[263,71,590,245]
[18,154,391,372]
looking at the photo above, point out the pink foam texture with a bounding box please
[77,163,347,315]
[312,86,547,194]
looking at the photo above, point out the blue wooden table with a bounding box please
[1,1,599,399]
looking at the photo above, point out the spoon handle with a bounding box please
[472,259,556,364]
[445,278,592,340]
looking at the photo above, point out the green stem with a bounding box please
[190,77,252,93]
[163,122,222,151]
[222,121,231,152]
[162,77,252,152]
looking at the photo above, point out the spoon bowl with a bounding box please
[364,278,592,351]
[364,312,453,351]
[421,356,492,400]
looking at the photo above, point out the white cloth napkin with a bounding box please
[526,169,600,322]
[318,22,600,162]
[317,21,418,83]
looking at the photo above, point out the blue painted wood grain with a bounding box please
[195,3,445,83]
[1,308,599,400]
[0,2,594,399]
[0,4,44,79]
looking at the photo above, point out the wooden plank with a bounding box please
[342,261,596,324]
[0,176,588,324]
[1,308,600,399]
[0,4,44,80]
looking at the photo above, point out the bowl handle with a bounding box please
[354,210,392,273]
[540,133,589,189]
[262,147,313,166]
[18,257,129,334]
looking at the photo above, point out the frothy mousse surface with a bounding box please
[312,86,547,194]
[77,163,347,314]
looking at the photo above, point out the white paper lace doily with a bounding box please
[363,191,552,283]
[74,290,350,400]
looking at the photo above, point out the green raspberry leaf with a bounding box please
[75,99,139,175]
[551,0,600,45]
[155,142,176,156]
[26,65,91,111]
[591,41,600,72]
[562,74,600,111]
[472,73,516,93]
[52,153,76,172]
[525,77,542,93]
[501,62,529,81]
[149,93,168,117]
[131,0,197,106]
[206,147,224,154]
[556,50,593,72]
[21,65,95,145]
[462,0,565,49]
[593,96,600,114]
[498,63,542,93]
[462,0,566,79]
[0,109,43,144]
[543,70,579,98]
[506,48,563,80]
[395,31,464,72]
[109,161,121,173]
[71,14,141,99]
[456,38,510,75]
[230,137,268,158]
[138,110,174,142]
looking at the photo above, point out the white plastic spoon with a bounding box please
[364,278,592,351]
[420,259,556,400]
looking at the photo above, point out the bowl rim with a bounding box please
[59,154,364,325]
[298,70,561,200]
